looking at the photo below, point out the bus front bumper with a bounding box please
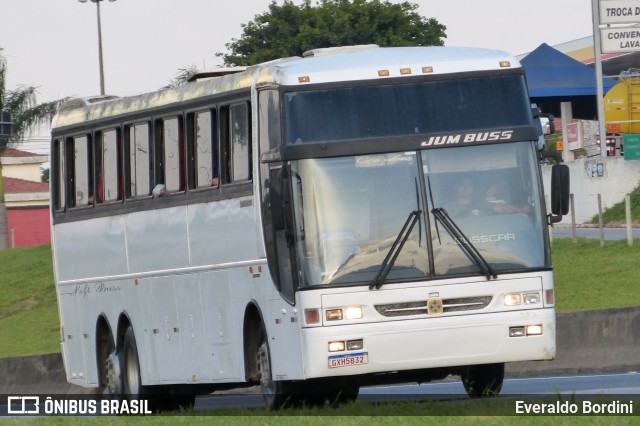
[300,308,555,379]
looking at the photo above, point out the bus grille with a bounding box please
[374,296,492,317]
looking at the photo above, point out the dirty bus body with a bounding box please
[50,46,566,409]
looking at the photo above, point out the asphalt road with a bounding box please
[553,226,640,240]
[193,372,640,410]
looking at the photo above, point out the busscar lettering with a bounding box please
[421,130,513,147]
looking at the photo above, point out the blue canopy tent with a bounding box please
[520,43,617,119]
[521,43,616,97]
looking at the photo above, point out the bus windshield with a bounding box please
[290,142,548,287]
[284,74,532,143]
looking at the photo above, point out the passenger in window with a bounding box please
[448,178,529,217]
[448,178,478,217]
[212,161,219,188]
[484,183,530,214]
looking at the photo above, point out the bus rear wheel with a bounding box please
[121,326,146,399]
[98,327,118,396]
[121,326,195,412]
[461,363,504,398]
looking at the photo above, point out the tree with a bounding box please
[0,50,64,249]
[217,0,447,66]
[162,65,198,90]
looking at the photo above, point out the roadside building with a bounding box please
[1,148,50,247]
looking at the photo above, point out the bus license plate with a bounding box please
[328,352,368,368]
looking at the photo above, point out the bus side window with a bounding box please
[155,116,185,193]
[67,134,92,208]
[221,102,251,184]
[188,110,219,189]
[53,139,66,211]
[125,122,151,198]
[258,90,281,152]
[95,128,122,203]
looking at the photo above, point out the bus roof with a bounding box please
[258,45,521,86]
[52,46,521,130]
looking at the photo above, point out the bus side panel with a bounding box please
[136,276,182,383]
[199,270,241,380]
[126,207,189,273]
[267,299,305,380]
[54,215,127,387]
[187,196,261,266]
[53,216,127,282]
[136,270,248,385]
[57,287,88,386]
[175,273,211,382]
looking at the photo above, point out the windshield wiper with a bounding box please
[369,210,421,290]
[431,207,497,280]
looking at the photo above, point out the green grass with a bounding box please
[0,401,635,423]
[0,244,59,357]
[589,183,640,226]
[1,239,640,358]
[552,238,640,312]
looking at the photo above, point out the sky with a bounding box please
[1,0,595,115]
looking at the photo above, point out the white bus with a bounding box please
[50,45,569,410]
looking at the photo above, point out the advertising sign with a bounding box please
[623,133,640,159]
[601,27,640,53]
[599,0,640,24]
[566,122,582,151]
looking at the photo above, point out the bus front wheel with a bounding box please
[257,329,296,409]
[461,363,504,398]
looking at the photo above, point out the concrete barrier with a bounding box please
[507,306,640,377]
[1,307,639,394]
[0,353,88,395]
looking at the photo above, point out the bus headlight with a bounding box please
[326,309,343,321]
[328,341,345,352]
[325,307,363,321]
[345,307,363,320]
[505,293,521,306]
[509,325,543,337]
[346,339,364,351]
[526,325,543,335]
[523,292,540,305]
[505,292,541,306]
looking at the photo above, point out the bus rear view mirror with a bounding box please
[268,178,285,231]
[550,164,570,220]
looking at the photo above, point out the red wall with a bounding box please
[6,208,51,248]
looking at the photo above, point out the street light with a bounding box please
[78,0,117,95]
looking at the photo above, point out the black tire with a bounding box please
[119,326,195,413]
[461,363,504,398]
[95,326,116,395]
[121,327,146,400]
[257,327,296,409]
